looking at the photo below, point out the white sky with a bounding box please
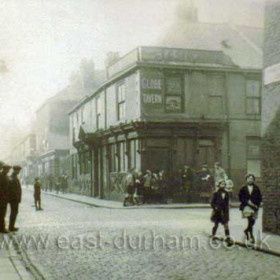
[0,0,264,158]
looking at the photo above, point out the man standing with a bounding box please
[238,174,262,244]
[0,163,11,233]
[7,165,22,232]
[34,177,43,211]
[181,165,194,202]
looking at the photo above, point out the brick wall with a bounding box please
[262,0,280,234]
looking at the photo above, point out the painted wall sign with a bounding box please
[264,62,280,85]
[141,78,162,90]
[143,94,162,104]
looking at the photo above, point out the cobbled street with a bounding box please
[5,189,280,280]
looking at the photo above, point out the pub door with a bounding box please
[196,139,217,169]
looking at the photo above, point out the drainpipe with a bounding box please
[225,72,231,177]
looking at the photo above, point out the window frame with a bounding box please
[245,79,261,115]
[117,82,126,120]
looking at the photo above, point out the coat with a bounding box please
[8,175,22,203]
[0,172,9,202]
[34,182,41,200]
[210,189,230,224]
[238,184,262,211]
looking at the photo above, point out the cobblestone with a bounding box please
[9,190,280,280]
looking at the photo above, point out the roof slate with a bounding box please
[158,21,263,69]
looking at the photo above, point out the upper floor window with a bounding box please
[117,83,126,120]
[208,74,225,114]
[96,96,102,129]
[246,80,261,115]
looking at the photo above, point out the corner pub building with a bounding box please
[69,46,262,202]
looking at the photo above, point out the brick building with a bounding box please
[69,46,262,201]
[262,0,280,234]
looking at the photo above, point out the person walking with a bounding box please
[7,165,22,232]
[0,163,11,233]
[34,177,43,211]
[210,179,232,245]
[238,174,262,244]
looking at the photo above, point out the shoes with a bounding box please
[226,237,233,247]
[39,208,43,210]
[0,228,9,234]
[9,227,19,232]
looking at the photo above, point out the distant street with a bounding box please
[7,189,280,280]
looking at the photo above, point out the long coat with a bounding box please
[238,184,262,211]
[210,189,230,224]
[8,175,22,203]
[0,172,9,202]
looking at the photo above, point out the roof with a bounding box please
[157,21,263,69]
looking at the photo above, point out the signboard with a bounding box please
[140,46,229,66]
[264,62,280,85]
[141,70,164,112]
[143,94,162,104]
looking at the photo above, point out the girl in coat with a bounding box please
[210,179,231,244]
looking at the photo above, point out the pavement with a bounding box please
[0,236,35,280]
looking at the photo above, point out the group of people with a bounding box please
[39,172,68,194]
[0,162,22,233]
[123,169,168,206]
[123,162,232,206]
[210,174,262,245]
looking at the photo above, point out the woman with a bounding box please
[238,174,262,244]
[210,179,231,244]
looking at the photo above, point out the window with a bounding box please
[208,74,225,115]
[246,80,261,115]
[117,83,126,120]
[246,137,261,177]
[165,75,183,112]
[96,96,102,129]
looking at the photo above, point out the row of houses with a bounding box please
[7,14,263,202]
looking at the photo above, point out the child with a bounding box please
[34,178,43,211]
[210,179,232,245]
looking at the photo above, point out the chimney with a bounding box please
[177,0,198,23]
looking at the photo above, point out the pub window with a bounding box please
[246,137,261,177]
[165,75,183,112]
[117,83,126,120]
[246,80,261,115]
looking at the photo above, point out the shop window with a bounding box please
[165,75,183,112]
[246,80,261,115]
[246,137,261,177]
[117,83,126,120]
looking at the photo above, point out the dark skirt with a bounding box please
[211,208,229,224]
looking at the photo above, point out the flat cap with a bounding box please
[13,165,22,170]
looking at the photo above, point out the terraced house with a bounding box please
[69,44,262,201]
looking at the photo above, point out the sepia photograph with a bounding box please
[0,0,279,279]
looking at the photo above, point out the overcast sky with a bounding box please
[0,0,264,159]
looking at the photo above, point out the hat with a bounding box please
[13,165,22,170]
[217,179,226,188]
